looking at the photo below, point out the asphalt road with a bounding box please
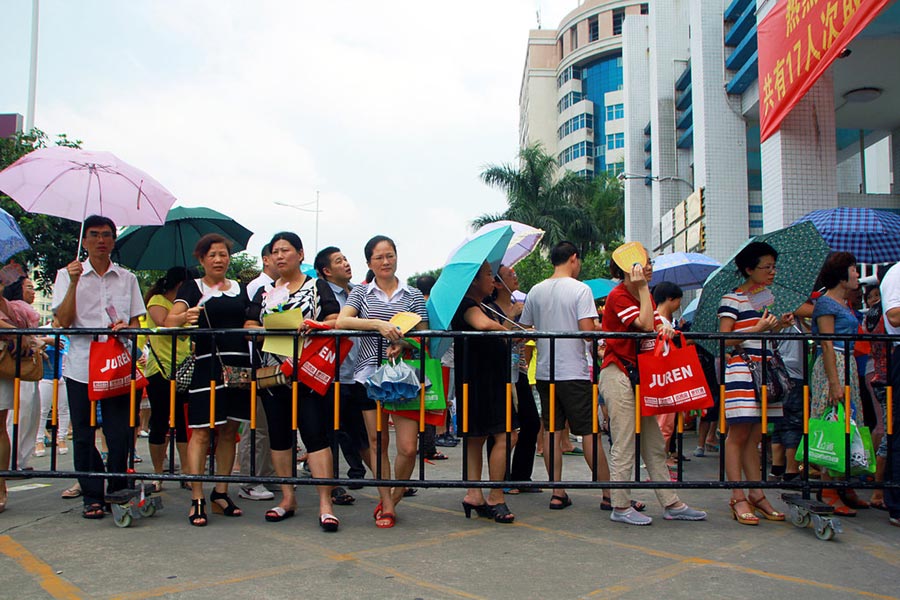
[1,432,899,600]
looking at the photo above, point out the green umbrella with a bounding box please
[114,206,253,270]
[691,221,830,354]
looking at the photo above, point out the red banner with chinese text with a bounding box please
[758,0,891,142]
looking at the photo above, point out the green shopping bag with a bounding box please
[795,405,876,476]
[382,339,446,412]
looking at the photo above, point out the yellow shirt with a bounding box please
[144,294,192,378]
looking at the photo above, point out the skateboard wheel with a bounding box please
[114,513,133,528]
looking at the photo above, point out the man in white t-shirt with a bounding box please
[878,263,900,526]
[519,241,610,510]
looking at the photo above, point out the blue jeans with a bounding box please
[886,348,900,519]
[772,378,804,449]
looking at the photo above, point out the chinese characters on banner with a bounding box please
[758,0,891,142]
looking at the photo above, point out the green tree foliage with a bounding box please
[406,268,442,289]
[512,251,552,293]
[474,143,597,249]
[474,144,625,254]
[0,129,84,291]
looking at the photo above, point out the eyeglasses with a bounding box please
[86,231,113,239]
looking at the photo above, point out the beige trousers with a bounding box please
[599,365,679,509]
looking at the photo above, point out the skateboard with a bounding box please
[781,492,842,541]
[106,484,164,528]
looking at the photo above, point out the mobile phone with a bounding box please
[105,305,119,324]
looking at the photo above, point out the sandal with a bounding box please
[403,488,418,497]
[82,502,106,520]
[549,493,572,510]
[188,498,207,526]
[748,495,785,521]
[265,506,296,522]
[61,484,82,499]
[729,498,759,525]
[331,487,356,506]
[870,498,888,511]
[462,500,492,518]
[821,490,857,517]
[488,502,515,523]
[210,490,242,517]
[423,451,449,460]
[150,480,163,493]
[319,513,340,532]
[375,512,396,528]
[373,502,383,521]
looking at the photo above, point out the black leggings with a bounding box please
[262,384,331,453]
[145,373,188,445]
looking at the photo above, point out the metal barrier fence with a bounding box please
[1,327,897,500]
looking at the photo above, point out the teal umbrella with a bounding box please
[691,221,830,353]
[584,278,617,300]
[426,225,514,356]
[114,206,253,270]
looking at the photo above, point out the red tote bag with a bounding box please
[280,321,352,396]
[88,337,149,401]
[637,332,713,416]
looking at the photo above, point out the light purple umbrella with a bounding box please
[0,146,176,255]
[448,220,544,267]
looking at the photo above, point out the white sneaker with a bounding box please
[238,484,274,501]
[610,507,653,526]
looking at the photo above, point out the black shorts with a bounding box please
[535,379,595,436]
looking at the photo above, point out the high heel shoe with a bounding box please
[487,502,515,524]
[210,490,242,517]
[748,495,785,521]
[729,498,759,525]
[188,498,207,527]
[462,500,492,519]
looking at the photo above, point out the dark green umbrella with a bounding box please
[691,221,830,354]
[114,206,253,269]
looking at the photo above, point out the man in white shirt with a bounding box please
[519,241,610,510]
[878,263,900,526]
[52,215,145,519]
[239,243,277,501]
[315,246,370,495]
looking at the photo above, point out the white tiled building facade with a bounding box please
[521,0,899,264]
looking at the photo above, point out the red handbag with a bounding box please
[637,332,713,416]
[88,337,149,401]
[280,321,352,396]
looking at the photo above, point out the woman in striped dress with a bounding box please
[718,242,793,525]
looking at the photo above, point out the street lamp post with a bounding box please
[274,191,322,253]
[617,172,694,188]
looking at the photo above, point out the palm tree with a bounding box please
[582,172,624,250]
[474,144,597,249]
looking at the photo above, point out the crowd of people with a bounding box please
[0,217,897,532]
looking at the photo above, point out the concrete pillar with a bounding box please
[622,15,652,248]
[760,72,838,230]
[690,0,749,264]
[648,0,690,227]
[892,127,900,194]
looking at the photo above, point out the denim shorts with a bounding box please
[772,378,804,448]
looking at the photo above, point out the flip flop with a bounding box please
[61,485,82,499]
[870,499,888,511]
[82,503,105,519]
[265,506,296,522]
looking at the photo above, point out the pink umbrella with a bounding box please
[0,146,176,255]
[447,220,544,267]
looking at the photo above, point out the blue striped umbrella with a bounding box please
[0,206,30,261]
[792,207,900,264]
[649,252,720,291]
